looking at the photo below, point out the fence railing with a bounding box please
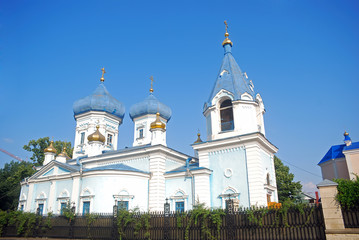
[1,205,326,240]
[342,206,359,228]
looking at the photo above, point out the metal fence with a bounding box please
[342,206,359,228]
[1,205,325,240]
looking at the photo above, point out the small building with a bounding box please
[318,132,359,180]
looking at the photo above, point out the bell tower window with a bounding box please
[107,134,113,145]
[220,99,234,131]
[80,132,85,145]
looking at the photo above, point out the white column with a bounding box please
[26,183,34,212]
[194,174,211,207]
[71,177,81,214]
[148,153,166,211]
[245,144,266,206]
[47,181,56,213]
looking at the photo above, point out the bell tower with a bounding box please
[203,21,265,141]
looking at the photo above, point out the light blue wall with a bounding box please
[54,179,73,213]
[32,182,51,212]
[58,167,71,174]
[165,177,193,211]
[209,147,250,208]
[19,184,29,209]
[81,174,149,213]
[165,159,183,172]
[42,168,54,176]
[123,158,149,172]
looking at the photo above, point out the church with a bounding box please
[18,23,278,215]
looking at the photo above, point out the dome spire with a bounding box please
[100,67,106,82]
[222,20,233,47]
[150,76,154,93]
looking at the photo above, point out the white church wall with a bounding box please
[208,147,250,208]
[260,150,278,202]
[245,144,267,206]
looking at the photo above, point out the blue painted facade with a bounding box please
[208,147,250,208]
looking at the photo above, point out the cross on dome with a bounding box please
[150,76,154,93]
[100,67,106,82]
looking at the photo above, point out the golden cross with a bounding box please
[150,76,154,93]
[100,67,106,82]
[224,20,228,33]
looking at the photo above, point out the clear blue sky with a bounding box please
[1,0,358,194]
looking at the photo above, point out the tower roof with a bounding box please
[129,93,172,121]
[73,83,125,119]
[206,24,255,107]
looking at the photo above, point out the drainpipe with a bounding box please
[185,158,195,208]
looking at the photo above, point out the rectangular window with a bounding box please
[20,205,24,211]
[80,132,85,144]
[107,134,113,145]
[175,201,184,212]
[60,202,67,215]
[118,201,129,210]
[139,129,144,139]
[38,203,44,215]
[83,201,90,215]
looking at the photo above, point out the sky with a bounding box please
[1,0,358,195]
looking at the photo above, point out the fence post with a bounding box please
[164,198,170,240]
[317,179,345,230]
[226,199,235,240]
[112,204,118,239]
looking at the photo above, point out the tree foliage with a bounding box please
[274,156,302,203]
[334,175,359,209]
[0,161,35,210]
[23,137,73,165]
[0,137,73,211]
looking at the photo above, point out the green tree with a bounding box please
[274,156,302,203]
[0,161,35,210]
[23,137,73,165]
[334,175,359,209]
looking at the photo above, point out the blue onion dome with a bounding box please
[129,93,172,121]
[73,83,125,119]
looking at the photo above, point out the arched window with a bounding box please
[220,99,234,131]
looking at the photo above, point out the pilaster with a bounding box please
[193,173,211,207]
[148,152,166,211]
[245,144,266,206]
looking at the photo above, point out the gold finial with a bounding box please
[87,125,106,142]
[150,112,166,129]
[58,145,70,159]
[222,20,233,46]
[150,76,154,93]
[344,131,349,136]
[100,67,106,82]
[194,131,203,144]
[44,140,57,154]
